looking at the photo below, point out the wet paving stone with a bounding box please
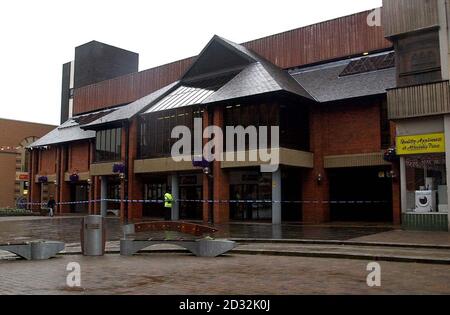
[0,217,391,244]
[214,223,392,240]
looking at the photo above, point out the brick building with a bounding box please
[0,118,55,208]
[384,0,450,231]
[28,9,403,225]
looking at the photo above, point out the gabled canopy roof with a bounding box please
[83,35,314,127]
[181,35,256,81]
[60,37,394,137]
[145,35,313,112]
[185,36,314,103]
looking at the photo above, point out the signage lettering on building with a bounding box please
[15,172,29,181]
[396,133,446,155]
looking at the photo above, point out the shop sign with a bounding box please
[15,172,29,181]
[396,133,446,155]
[405,156,446,170]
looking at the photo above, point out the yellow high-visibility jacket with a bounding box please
[164,193,174,208]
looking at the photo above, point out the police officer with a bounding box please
[164,188,174,221]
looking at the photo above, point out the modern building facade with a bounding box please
[0,118,55,208]
[29,9,405,226]
[384,0,450,231]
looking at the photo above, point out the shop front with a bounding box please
[142,173,203,220]
[106,177,121,216]
[328,166,394,222]
[179,174,203,221]
[142,174,167,219]
[70,182,89,213]
[228,168,303,222]
[397,130,449,231]
[34,174,57,210]
[229,170,272,221]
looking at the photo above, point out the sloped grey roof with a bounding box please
[146,84,215,113]
[139,36,314,114]
[204,60,313,104]
[82,81,179,128]
[29,118,95,148]
[201,63,279,103]
[28,109,115,148]
[290,53,396,103]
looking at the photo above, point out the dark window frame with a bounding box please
[95,127,122,163]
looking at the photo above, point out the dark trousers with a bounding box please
[164,208,172,220]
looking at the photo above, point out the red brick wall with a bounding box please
[301,97,389,224]
[39,148,57,175]
[322,98,383,156]
[212,106,230,224]
[302,106,330,223]
[69,142,90,173]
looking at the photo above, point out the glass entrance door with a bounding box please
[230,183,272,221]
[143,183,167,218]
[70,184,89,213]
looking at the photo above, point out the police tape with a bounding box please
[21,199,390,206]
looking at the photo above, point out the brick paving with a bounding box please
[56,241,450,263]
[1,217,449,295]
[0,253,449,295]
[233,243,450,263]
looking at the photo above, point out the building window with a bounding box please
[404,154,447,213]
[224,102,309,152]
[139,107,203,159]
[95,128,122,162]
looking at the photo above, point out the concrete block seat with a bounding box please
[120,221,236,257]
[0,241,65,260]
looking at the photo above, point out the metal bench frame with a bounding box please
[120,221,236,258]
[0,241,65,260]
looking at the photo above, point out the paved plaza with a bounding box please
[0,216,449,295]
[0,253,449,295]
[0,216,393,244]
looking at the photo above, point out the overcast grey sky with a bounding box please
[0,0,382,126]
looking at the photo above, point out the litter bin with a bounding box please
[80,215,106,256]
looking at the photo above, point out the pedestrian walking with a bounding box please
[47,196,56,217]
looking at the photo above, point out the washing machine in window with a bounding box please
[415,190,436,213]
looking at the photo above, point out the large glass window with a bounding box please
[229,171,272,221]
[224,102,309,152]
[95,128,122,162]
[404,154,447,213]
[139,107,203,159]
